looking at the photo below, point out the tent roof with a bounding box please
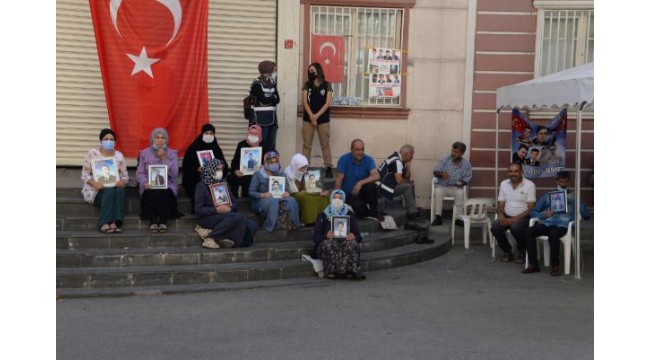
[496,62,594,109]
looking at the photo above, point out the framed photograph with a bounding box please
[331,215,350,239]
[549,190,567,213]
[305,168,324,193]
[240,147,262,175]
[269,176,285,198]
[196,150,215,168]
[209,182,231,207]
[91,157,118,187]
[148,165,168,189]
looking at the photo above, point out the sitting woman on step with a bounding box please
[312,189,365,280]
[81,128,129,233]
[194,158,257,249]
[283,153,329,225]
[249,151,300,232]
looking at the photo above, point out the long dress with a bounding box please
[248,170,300,232]
[182,136,228,211]
[312,213,363,274]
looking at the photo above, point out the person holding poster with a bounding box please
[302,62,334,178]
[228,125,264,198]
[284,153,329,225]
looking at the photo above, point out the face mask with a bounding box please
[268,163,280,173]
[331,199,344,211]
[214,171,223,180]
[202,134,214,143]
[271,72,277,82]
[308,72,317,81]
[247,135,259,144]
[296,169,306,178]
[101,140,115,151]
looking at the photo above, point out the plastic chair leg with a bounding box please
[563,238,572,275]
[463,219,470,249]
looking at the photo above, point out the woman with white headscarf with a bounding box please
[283,153,329,225]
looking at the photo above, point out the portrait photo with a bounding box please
[241,147,262,175]
[331,215,350,239]
[148,165,168,189]
[196,150,215,168]
[269,176,285,199]
[210,182,231,207]
[549,190,567,213]
[305,168,323,193]
[91,157,118,187]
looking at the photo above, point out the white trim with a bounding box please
[463,0,477,160]
[533,1,593,10]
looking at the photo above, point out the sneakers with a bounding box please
[202,238,220,249]
[325,167,333,178]
[514,255,525,264]
[500,252,515,262]
[217,239,235,248]
[431,215,442,226]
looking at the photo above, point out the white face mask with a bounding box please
[271,72,277,82]
[331,198,344,211]
[214,171,223,180]
[247,135,259,144]
[296,169,306,178]
[202,134,215,143]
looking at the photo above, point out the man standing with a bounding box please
[376,144,423,222]
[522,171,590,276]
[335,139,382,220]
[491,162,536,263]
[431,142,472,226]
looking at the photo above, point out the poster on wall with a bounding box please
[367,48,401,99]
[511,108,568,178]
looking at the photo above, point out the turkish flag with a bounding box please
[89,0,208,157]
[311,35,345,83]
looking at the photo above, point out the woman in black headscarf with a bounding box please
[182,123,228,213]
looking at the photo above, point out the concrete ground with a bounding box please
[56,243,593,360]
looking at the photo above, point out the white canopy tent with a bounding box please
[495,62,594,279]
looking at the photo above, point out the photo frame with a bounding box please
[331,215,350,239]
[240,147,262,175]
[210,182,231,207]
[148,165,168,189]
[196,150,215,168]
[549,190,567,213]
[91,157,118,187]
[269,176,285,199]
[305,168,324,193]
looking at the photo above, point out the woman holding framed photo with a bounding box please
[227,124,263,198]
[194,158,257,249]
[283,153,329,225]
[81,128,129,233]
[136,128,183,233]
[312,190,365,280]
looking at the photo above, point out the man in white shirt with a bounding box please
[490,162,536,263]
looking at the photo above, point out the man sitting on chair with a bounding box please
[376,144,424,222]
[521,171,590,276]
[431,142,472,226]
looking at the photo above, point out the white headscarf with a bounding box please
[283,154,309,182]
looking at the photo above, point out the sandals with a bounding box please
[149,224,159,233]
[202,238,220,249]
[110,223,123,233]
[158,224,168,233]
[100,224,114,234]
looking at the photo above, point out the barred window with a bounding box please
[538,9,594,76]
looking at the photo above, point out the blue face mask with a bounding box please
[268,163,280,173]
[101,140,115,151]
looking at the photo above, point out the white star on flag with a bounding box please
[126,47,160,78]
[324,58,331,65]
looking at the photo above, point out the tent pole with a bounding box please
[574,102,587,279]
[495,107,502,200]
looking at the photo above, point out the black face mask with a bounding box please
[308,72,317,81]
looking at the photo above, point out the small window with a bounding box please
[538,9,594,76]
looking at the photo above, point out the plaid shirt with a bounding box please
[433,155,472,186]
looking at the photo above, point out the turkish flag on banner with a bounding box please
[89,0,208,157]
[311,35,345,83]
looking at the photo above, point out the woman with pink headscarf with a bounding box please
[228,124,264,198]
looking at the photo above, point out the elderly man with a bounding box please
[335,139,382,221]
[376,144,424,221]
[431,142,472,226]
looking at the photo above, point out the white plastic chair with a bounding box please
[430,177,467,225]
[526,218,575,275]
[452,198,494,249]
[490,214,518,259]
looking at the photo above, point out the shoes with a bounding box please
[550,265,561,277]
[149,224,159,233]
[217,239,235,248]
[501,252,514,262]
[202,238,220,249]
[346,272,366,281]
[407,212,425,222]
[194,224,211,239]
[325,167,333,178]
[158,224,168,233]
[514,255,525,264]
[431,215,442,226]
[455,219,464,227]
[100,224,115,234]
[326,272,337,280]
[521,265,541,274]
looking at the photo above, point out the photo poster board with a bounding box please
[210,182,231,207]
[549,190,568,213]
[367,47,401,100]
[197,150,215,168]
[269,176,285,198]
[331,215,350,239]
[91,157,118,187]
[511,108,568,178]
[240,147,263,176]
[305,168,324,193]
[148,164,168,189]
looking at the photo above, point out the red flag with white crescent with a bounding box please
[89,0,208,157]
[311,35,345,83]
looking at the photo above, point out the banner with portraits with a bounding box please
[511,108,568,178]
[367,47,401,99]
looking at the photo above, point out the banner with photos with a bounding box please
[367,47,401,99]
[511,108,568,178]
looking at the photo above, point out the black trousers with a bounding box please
[525,224,568,266]
[490,216,530,255]
[346,183,379,218]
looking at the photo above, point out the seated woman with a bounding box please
[283,153,329,225]
[194,158,257,249]
[81,128,129,233]
[136,128,183,233]
[228,124,263,198]
[312,190,365,280]
[181,123,228,213]
[249,151,300,232]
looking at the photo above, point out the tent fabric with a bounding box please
[496,62,594,109]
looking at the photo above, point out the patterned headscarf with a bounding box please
[263,151,281,175]
[246,125,262,146]
[150,127,169,152]
[201,158,225,185]
[284,153,309,182]
[324,189,347,220]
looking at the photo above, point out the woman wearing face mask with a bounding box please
[81,128,130,233]
[302,62,334,178]
[182,123,228,212]
[283,153,329,225]
[249,151,300,232]
[249,60,280,151]
[312,190,365,280]
[194,158,257,249]
[227,124,264,198]
[136,128,183,233]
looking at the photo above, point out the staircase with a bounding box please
[56,178,451,298]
